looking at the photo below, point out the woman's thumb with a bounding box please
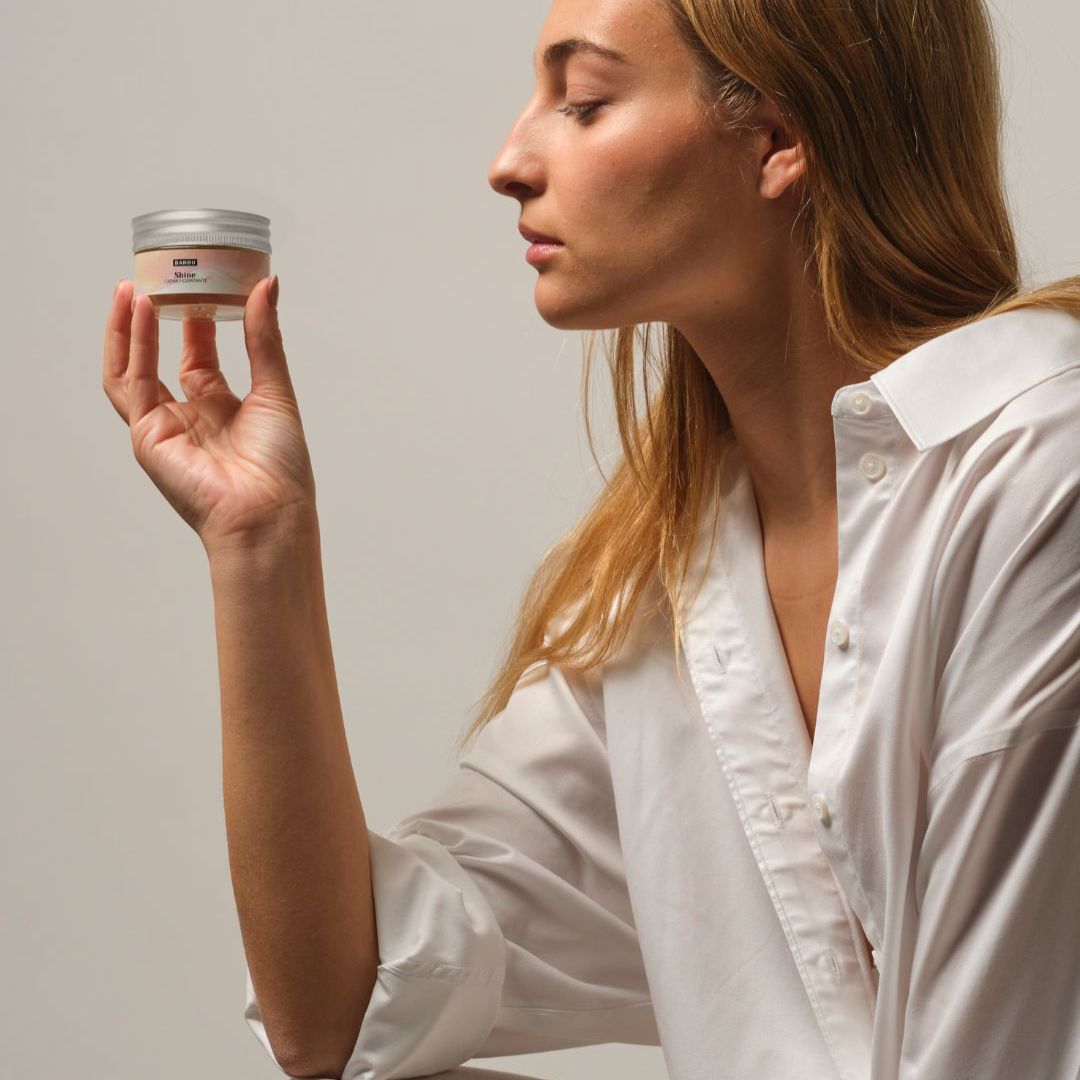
[243,276,295,397]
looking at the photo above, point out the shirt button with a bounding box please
[829,619,850,649]
[817,947,840,977]
[850,391,873,415]
[858,452,886,482]
[810,792,831,825]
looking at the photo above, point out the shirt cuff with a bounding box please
[244,826,507,1079]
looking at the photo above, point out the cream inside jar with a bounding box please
[132,208,271,322]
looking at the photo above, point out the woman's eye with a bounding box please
[557,102,603,123]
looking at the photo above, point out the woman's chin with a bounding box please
[533,287,615,331]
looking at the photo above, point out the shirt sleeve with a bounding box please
[898,393,1080,1078]
[243,655,659,1079]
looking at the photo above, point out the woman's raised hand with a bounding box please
[102,278,319,555]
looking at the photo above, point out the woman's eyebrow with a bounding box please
[534,37,630,69]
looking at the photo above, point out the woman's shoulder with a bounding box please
[946,353,1079,495]
[928,355,1079,657]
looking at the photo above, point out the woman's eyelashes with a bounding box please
[557,102,604,123]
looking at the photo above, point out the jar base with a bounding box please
[148,292,249,322]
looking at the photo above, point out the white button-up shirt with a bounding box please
[244,306,1080,1080]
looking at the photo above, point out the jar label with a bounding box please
[133,247,270,297]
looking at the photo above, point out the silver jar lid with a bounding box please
[131,208,272,255]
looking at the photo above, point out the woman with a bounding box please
[102,1,1080,1078]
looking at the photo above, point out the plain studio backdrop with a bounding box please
[2,2,1077,1077]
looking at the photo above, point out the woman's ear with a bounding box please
[752,100,807,201]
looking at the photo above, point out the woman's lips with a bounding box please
[525,241,563,265]
[519,224,564,265]
[519,224,562,245]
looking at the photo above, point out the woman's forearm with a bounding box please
[208,518,377,1078]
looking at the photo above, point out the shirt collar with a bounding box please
[857,306,1080,452]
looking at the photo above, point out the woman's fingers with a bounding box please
[102,280,134,418]
[103,280,176,426]
[127,292,175,429]
[178,315,233,402]
[103,279,131,382]
[242,276,296,400]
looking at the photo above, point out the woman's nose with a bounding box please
[488,162,535,201]
[487,114,543,199]
[488,148,528,200]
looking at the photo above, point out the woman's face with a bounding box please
[488,0,802,333]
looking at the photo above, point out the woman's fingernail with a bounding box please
[268,275,279,311]
[113,279,122,299]
[131,292,138,314]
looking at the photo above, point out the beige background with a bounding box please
[2,2,1077,1077]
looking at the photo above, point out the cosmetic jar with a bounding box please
[131,208,271,321]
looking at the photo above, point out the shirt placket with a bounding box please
[679,416,882,1080]
[807,383,911,992]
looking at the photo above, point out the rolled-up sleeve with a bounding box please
[243,656,658,1079]
[899,394,1080,1078]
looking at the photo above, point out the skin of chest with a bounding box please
[756,496,841,744]
[767,585,835,744]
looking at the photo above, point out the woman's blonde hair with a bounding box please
[456,0,1080,754]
